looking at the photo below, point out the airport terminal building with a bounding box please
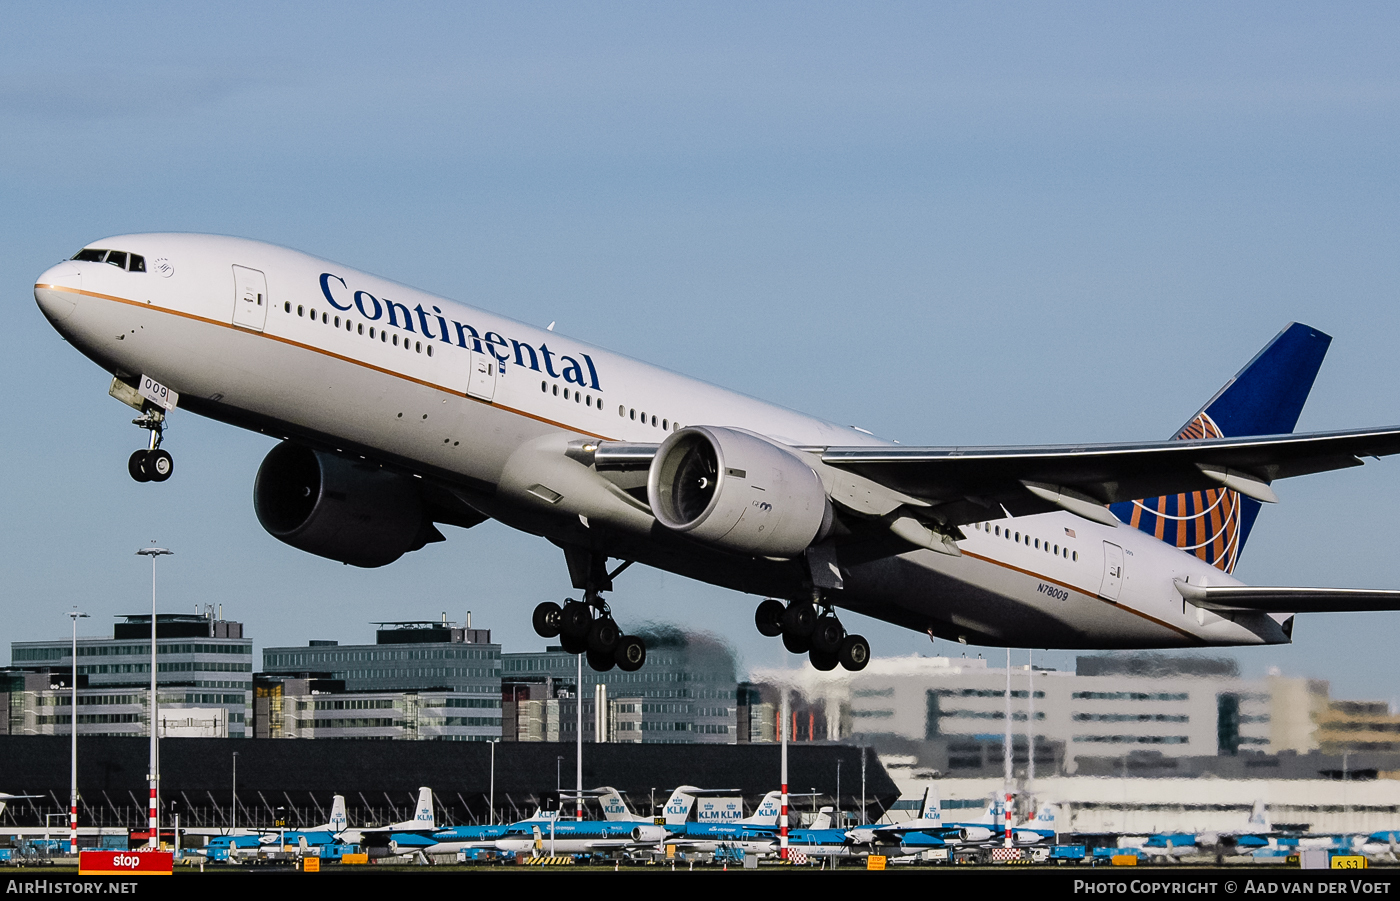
[5,611,252,738]
[752,652,1381,766]
[258,620,503,741]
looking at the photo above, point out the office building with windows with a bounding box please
[501,628,738,744]
[7,610,252,737]
[259,620,502,741]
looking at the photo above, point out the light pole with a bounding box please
[231,751,239,833]
[67,609,88,856]
[488,740,497,825]
[835,759,842,830]
[575,652,583,821]
[136,545,172,848]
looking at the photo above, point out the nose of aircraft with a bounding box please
[34,262,81,323]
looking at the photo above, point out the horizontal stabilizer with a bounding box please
[1175,581,1400,612]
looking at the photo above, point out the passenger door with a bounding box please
[467,352,498,402]
[1100,541,1124,601]
[231,265,269,332]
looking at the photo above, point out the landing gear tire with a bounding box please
[809,648,839,671]
[588,617,621,654]
[532,602,562,639]
[560,630,589,655]
[615,635,646,672]
[755,600,785,638]
[586,648,617,672]
[838,634,870,672]
[782,629,811,655]
[128,450,151,483]
[560,600,593,641]
[811,615,844,654]
[145,449,173,482]
[782,602,818,638]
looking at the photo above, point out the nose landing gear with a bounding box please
[754,597,869,672]
[127,410,173,483]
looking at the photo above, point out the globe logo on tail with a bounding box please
[1124,412,1243,573]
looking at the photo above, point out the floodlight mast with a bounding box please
[136,545,172,849]
[67,609,88,856]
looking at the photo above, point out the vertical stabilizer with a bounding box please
[1109,322,1331,572]
[330,794,347,833]
[918,786,942,825]
[413,786,434,829]
[740,791,783,826]
[662,786,699,826]
[596,787,633,821]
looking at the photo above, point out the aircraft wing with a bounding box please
[1175,583,1400,613]
[595,426,1400,528]
[820,425,1400,526]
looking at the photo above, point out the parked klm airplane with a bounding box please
[34,235,1400,670]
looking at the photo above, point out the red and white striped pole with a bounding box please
[137,546,172,850]
[1003,647,1013,849]
[780,688,789,860]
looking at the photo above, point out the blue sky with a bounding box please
[3,3,1400,699]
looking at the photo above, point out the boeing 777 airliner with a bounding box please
[33,234,1400,672]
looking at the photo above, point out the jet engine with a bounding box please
[631,825,667,844]
[253,441,434,567]
[646,426,831,558]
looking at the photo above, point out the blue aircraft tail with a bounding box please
[1108,322,1331,573]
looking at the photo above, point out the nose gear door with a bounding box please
[232,265,269,332]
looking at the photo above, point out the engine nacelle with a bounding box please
[253,441,428,568]
[631,825,667,844]
[646,426,831,558]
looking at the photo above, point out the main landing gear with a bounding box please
[533,554,646,673]
[533,597,647,673]
[127,410,173,483]
[755,598,870,672]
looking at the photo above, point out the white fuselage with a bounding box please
[34,233,1289,649]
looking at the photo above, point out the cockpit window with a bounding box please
[70,248,146,271]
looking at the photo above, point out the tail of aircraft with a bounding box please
[1109,322,1331,573]
[329,794,347,833]
[1021,802,1057,831]
[918,787,943,826]
[811,806,835,830]
[662,787,700,826]
[596,787,634,821]
[740,791,783,826]
[1248,799,1271,833]
[413,786,434,828]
